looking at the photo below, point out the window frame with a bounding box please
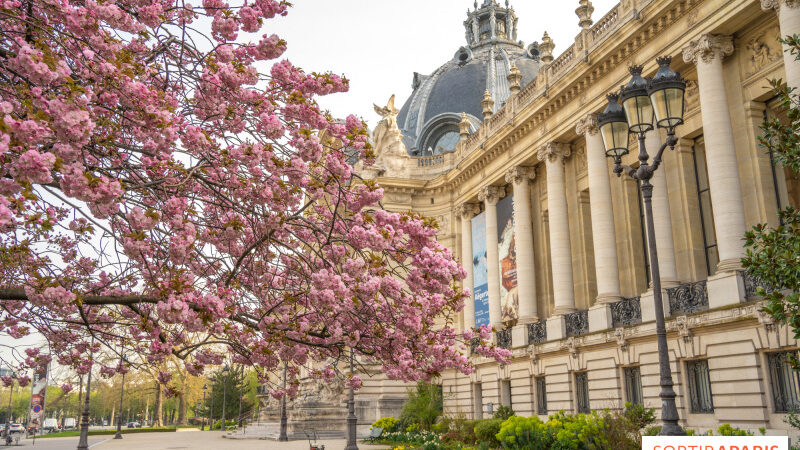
[686,359,714,414]
[535,376,547,415]
[623,366,644,406]
[574,371,590,414]
[767,350,800,413]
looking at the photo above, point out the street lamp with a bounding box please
[201,385,207,431]
[344,349,358,450]
[4,371,16,442]
[208,378,215,431]
[76,366,93,449]
[114,356,126,439]
[220,366,229,432]
[278,362,288,441]
[598,56,686,436]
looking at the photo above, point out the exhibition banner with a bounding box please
[28,364,48,431]
[471,212,490,327]
[497,195,518,322]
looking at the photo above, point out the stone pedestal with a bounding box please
[546,315,566,341]
[707,270,746,309]
[588,303,613,333]
[640,289,671,322]
[511,323,529,348]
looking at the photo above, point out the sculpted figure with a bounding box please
[356,95,410,179]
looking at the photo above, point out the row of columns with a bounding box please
[457,5,800,331]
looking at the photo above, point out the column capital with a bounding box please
[682,34,734,65]
[478,185,506,205]
[762,0,800,11]
[455,202,481,220]
[504,166,535,185]
[575,113,600,136]
[536,142,571,163]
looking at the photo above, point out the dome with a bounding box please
[395,0,541,156]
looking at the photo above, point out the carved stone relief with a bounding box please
[744,26,782,79]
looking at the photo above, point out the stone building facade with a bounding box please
[360,0,800,435]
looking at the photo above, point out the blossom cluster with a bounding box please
[0,0,505,393]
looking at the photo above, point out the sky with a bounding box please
[266,0,619,129]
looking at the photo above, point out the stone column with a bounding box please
[457,203,481,330]
[762,0,800,92]
[537,143,576,315]
[682,34,746,273]
[645,131,679,287]
[683,34,747,308]
[576,114,621,304]
[479,186,506,327]
[505,166,538,323]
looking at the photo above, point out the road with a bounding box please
[0,431,389,450]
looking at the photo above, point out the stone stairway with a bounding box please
[223,421,346,440]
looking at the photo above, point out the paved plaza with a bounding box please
[0,431,389,450]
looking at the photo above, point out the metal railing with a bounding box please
[527,321,547,344]
[610,296,642,327]
[667,280,708,316]
[565,310,589,337]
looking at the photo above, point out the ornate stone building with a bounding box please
[361,0,800,435]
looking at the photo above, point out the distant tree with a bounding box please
[198,366,254,424]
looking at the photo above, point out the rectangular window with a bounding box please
[499,379,512,408]
[623,366,643,405]
[472,383,483,419]
[686,359,714,413]
[575,372,590,414]
[692,139,719,277]
[767,351,800,413]
[535,376,547,415]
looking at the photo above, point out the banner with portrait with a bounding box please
[497,195,518,322]
[471,212,490,327]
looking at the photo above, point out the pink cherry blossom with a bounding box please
[0,0,504,397]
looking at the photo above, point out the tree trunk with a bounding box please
[153,382,163,427]
[177,392,187,425]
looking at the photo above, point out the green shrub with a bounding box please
[643,425,661,436]
[432,420,449,434]
[372,417,398,433]
[493,405,515,421]
[623,402,656,431]
[399,382,443,431]
[715,424,753,436]
[474,418,503,446]
[406,423,420,432]
[496,415,552,449]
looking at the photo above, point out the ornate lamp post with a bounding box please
[278,362,288,441]
[201,385,207,431]
[344,349,358,450]
[598,56,686,436]
[76,367,93,449]
[220,366,229,431]
[237,365,243,428]
[4,371,16,441]
[114,357,126,439]
[208,380,215,431]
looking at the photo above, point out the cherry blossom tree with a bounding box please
[0,0,507,394]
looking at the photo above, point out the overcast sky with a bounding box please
[266,0,619,129]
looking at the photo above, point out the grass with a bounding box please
[34,427,178,439]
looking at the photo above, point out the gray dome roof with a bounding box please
[395,1,540,156]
